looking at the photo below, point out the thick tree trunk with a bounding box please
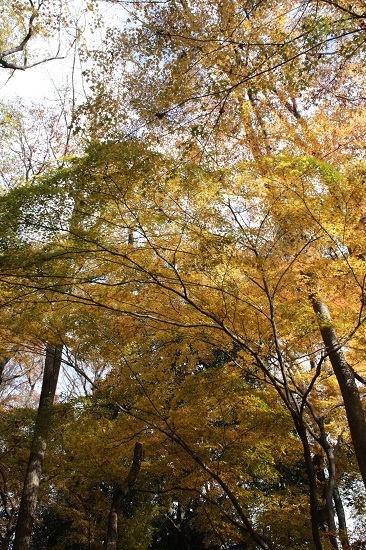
[13,344,62,550]
[105,442,143,550]
[310,293,366,489]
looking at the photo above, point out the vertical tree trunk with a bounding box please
[0,356,10,386]
[13,344,62,550]
[310,292,366,489]
[333,486,350,550]
[293,416,324,550]
[0,512,15,550]
[105,442,143,550]
[322,446,339,550]
[0,471,16,549]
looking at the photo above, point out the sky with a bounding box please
[0,1,123,105]
[0,59,82,103]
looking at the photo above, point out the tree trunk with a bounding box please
[105,442,143,550]
[0,356,10,386]
[293,416,324,550]
[1,513,15,550]
[13,344,62,550]
[310,292,366,489]
[333,486,350,550]
[322,446,339,550]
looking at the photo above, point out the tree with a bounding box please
[1,1,366,547]
[82,0,366,165]
[309,283,366,491]
[0,407,36,548]
[1,142,365,547]
[105,442,143,550]
[0,98,81,191]
[0,0,93,72]
[13,344,62,550]
[0,146,95,548]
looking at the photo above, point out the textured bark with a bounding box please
[13,344,62,550]
[105,442,143,550]
[310,292,366,489]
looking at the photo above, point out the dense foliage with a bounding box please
[1,1,366,549]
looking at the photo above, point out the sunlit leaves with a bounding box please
[1,138,366,546]
[81,0,366,165]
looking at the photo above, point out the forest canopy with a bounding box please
[0,1,366,549]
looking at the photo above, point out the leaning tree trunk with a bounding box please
[310,291,366,489]
[13,344,63,550]
[105,442,143,550]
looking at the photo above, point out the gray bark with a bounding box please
[310,293,366,489]
[322,446,339,550]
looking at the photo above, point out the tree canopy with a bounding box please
[0,1,366,549]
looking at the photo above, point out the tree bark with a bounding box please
[310,292,366,489]
[13,344,62,550]
[1,511,15,550]
[333,485,350,550]
[322,446,339,550]
[293,417,324,550]
[105,442,143,550]
[0,356,10,386]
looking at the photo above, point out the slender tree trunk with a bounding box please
[322,446,339,550]
[13,344,63,550]
[293,416,324,550]
[0,476,16,549]
[105,442,143,550]
[310,291,366,489]
[0,356,10,386]
[1,513,15,550]
[333,486,350,550]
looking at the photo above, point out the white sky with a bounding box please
[0,1,124,105]
[0,59,82,103]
